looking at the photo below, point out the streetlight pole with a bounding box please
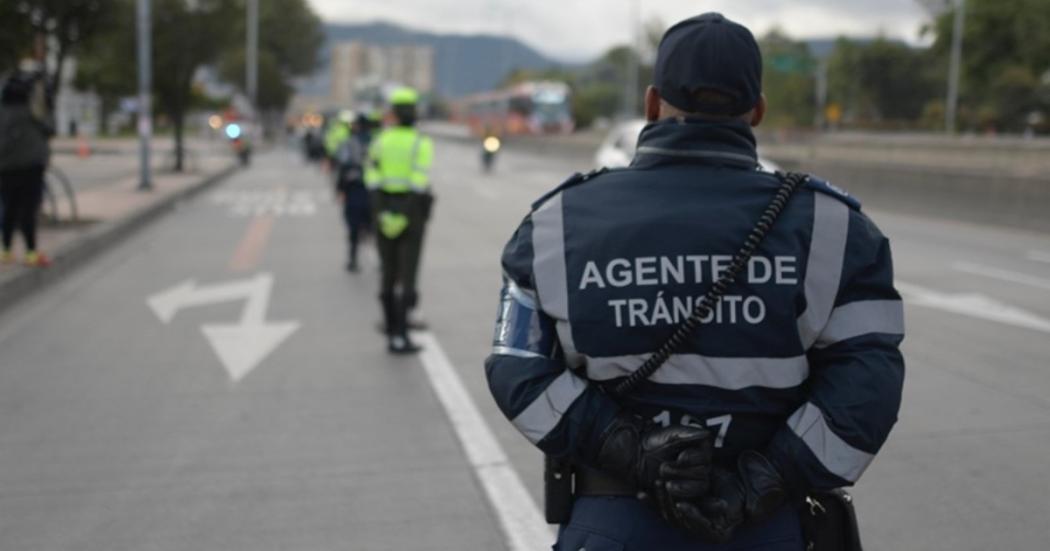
[945,0,965,134]
[624,0,640,118]
[246,0,258,113]
[136,0,152,191]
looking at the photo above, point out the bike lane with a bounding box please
[0,150,505,550]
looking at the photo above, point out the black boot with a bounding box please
[388,294,421,354]
[403,291,428,330]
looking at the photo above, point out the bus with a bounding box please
[453,81,574,136]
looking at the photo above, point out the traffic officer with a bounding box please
[324,109,354,167]
[365,87,434,354]
[485,13,904,550]
[335,113,374,272]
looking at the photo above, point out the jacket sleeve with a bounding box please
[484,213,622,463]
[766,208,905,491]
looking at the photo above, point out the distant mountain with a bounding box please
[297,21,569,100]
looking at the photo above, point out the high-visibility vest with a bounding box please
[324,123,351,157]
[365,126,433,193]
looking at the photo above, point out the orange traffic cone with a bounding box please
[76,136,90,158]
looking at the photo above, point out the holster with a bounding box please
[543,455,573,524]
[799,489,864,551]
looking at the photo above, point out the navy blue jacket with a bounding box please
[485,118,905,491]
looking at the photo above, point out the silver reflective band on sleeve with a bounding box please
[492,281,558,358]
[507,280,537,310]
[491,346,545,359]
[787,402,874,483]
[797,193,850,349]
[532,194,583,367]
[585,354,809,390]
[531,194,568,320]
[815,300,905,349]
[511,370,588,444]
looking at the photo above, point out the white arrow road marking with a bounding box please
[147,273,301,382]
[952,261,1050,291]
[897,281,1050,334]
[413,332,554,550]
[1027,250,1050,264]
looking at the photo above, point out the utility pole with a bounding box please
[246,0,258,112]
[945,0,965,134]
[814,57,829,130]
[624,0,640,118]
[136,0,152,191]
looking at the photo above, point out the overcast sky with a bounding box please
[307,0,935,62]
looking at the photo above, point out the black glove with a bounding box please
[594,413,714,517]
[671,450,788,544]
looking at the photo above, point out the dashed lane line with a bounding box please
[1027,250,1050,264]
[897,280,1050,334]
[952,261,1050,292]
[412,331,554,551]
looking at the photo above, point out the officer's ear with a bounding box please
[749,94,767,128]
[644,86,661,122]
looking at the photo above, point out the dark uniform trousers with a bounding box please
[556,498,803,550]
[372,191,431,331]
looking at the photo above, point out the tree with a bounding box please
[759,30,816,128]
[216,0,323,113]
[77,0,237,170]
[826,37,940,128]
[0,1,119,96]
[0,3,35,74]
[928,0,1050,131]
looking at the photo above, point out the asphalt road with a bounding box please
[1,140,1049,550]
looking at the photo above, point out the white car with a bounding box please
[594,118,780,172]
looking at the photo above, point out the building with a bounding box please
[328,41,434,107]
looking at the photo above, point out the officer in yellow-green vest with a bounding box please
[324,109,354,164]
[364,87,434,354]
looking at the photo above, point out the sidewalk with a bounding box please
[0,156,237,313]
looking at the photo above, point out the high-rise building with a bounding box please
[329,42,435,107]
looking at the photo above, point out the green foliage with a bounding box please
[826,36,940,127]
[74,0,322,169]
[216,0,324,111]
[928,0,1050,131]
[0,0,120,93]
[759,30,816,128]
[0,3,35,73]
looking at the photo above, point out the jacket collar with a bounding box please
[631,117,759,170]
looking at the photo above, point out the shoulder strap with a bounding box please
[611,171,809,397]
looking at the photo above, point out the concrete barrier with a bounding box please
[423,121,1049,233]
[770,156,1050,233]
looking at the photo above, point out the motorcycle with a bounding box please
[225,123,252,166]
[481,135,501,172]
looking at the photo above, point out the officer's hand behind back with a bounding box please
[594,413,714,515]
[670,450,788,544]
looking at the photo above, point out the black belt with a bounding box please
[574,466,638,497]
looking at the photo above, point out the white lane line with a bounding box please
[952,261,1050,292]
[413,332,554,550]
[1027,251,1050,264]
[897,281,1050,334]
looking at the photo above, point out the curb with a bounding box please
[0,163,239,315]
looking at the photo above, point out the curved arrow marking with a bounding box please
[147,272,300,382]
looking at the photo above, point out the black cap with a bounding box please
[653,13,762,116]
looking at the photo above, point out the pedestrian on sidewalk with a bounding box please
[365,87,434,354]
[0,65,54,267]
